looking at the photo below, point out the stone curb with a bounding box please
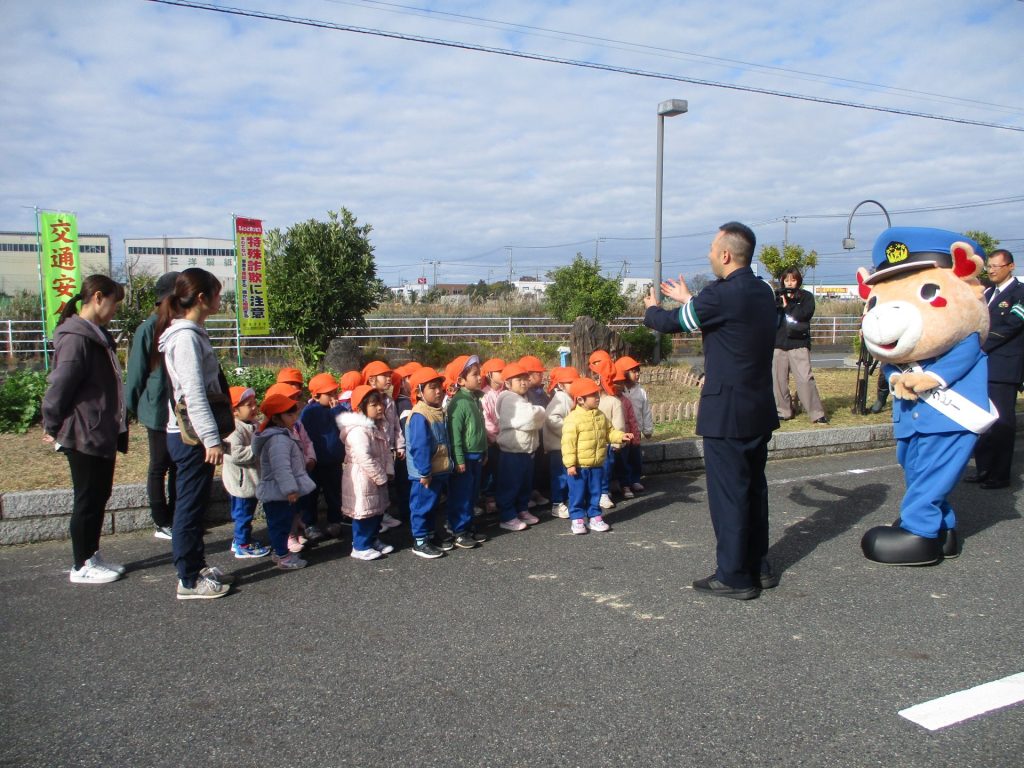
[2,416,1019,546]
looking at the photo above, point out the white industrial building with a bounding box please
[124,236,237,292]
[0,231,112,295]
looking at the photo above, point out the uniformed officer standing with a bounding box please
[968,248,1024,489]
[644,222,780,600]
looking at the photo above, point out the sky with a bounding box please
[1,0,1022,289]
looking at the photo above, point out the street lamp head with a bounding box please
[843,237,856,250]
[658,99,688,117]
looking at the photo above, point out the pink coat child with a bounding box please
[337,390,396,561]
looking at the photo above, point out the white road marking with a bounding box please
[767,463,897,487]
[898,672,1024,730]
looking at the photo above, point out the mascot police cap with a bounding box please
[865,227,984,285]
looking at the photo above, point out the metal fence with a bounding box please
[0,315,862,363]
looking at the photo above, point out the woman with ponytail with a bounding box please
[156,268,233,600]
[42,274,128,584]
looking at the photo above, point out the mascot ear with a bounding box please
[856,267,873,300]
[951,241,983,280]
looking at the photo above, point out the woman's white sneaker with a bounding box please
[70,561,121,584]
[90,552,125,575]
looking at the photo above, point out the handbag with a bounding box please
[174,367,235,446]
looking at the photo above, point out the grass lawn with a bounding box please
[1,366,896,494]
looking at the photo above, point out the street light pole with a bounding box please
[653,98,688,364]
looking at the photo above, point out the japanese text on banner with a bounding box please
[39,212,82,339]
[234,217,270,336]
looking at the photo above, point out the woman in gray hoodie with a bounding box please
[155,268,232,600]
[42,274,127,584]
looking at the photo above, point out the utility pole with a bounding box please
[506,247,513,285]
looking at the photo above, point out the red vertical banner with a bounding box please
[234,217,269,336]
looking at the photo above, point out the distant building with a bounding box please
[0,231,112,295]
[512,278,552,299]
[619,277,653,296]
[124,236,237,292]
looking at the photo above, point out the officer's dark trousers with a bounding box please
[973,381,1018,484]
[703,433,771,589]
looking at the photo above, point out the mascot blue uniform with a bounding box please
[857,227,993,565]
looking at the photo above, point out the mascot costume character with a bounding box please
[858,227,996,566]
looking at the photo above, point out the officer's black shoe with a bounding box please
[692,575,760,600]
[759,562,780,589]
[962,472,987,483]
[980,479,1009,490]
[861,525,941,566]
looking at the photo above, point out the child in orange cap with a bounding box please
[444,355,488,549]
[363,360,404,531]
[615,356,652,494]
[610,362,642,499]
[337,371,364,411]
[518,355,551,509]
[338,385,395,561]
[543,366,579,518]
[479,358,505,513]
[276,367,304,388]
[299,372,347,540]
[562,378,632,534]
[495,363,547,531]
[222,387,271,559]
[252,393,316,570]
[390,363,420,525]
[405,367,453,558]
[591,357,624,510]
[264,381,317,548]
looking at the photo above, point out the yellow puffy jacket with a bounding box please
[561,406,627,469]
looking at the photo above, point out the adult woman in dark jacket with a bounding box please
[773,267,828,424]
[42,274,127,584]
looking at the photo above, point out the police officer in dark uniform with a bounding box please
[644,222,780,600]
[968,248,1024,489]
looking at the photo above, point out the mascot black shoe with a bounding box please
[862,525,942,565]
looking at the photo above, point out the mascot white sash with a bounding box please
[901,364,998,434]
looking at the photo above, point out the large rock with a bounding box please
[569,316,628,370]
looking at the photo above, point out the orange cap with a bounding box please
[588,349,611,373]
[308,372,339,396]
[258,392,298,430]
[229,386,255,407]
[265,382,301,400]
[615,356,641,375]
[518,355,546,373]
[481,358,505,377]
[276,367,304,386]
[571,378,600,400]
[339,371,364,394]
[408,366,444,404]
[501,362,529,381]
[444,355,480,386]
[362,360,392,382]
[351,384,377,412]
[393,361,422,378]
[547,366,580,392]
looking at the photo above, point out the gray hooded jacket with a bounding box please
[252,425,317,502]
[157,319,223,448]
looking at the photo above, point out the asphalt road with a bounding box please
[2,444,1023,768]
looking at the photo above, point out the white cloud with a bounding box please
[1,0,1021,288]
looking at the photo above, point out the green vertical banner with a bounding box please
[234,217,270,336]
[38,212,82,339]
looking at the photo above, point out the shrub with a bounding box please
[0,370,48,434]
[224,366,279,400]
[407,339,476,369]
[619,326,673,364]
[481,333,559,365]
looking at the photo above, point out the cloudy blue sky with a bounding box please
[2,0,1022,288]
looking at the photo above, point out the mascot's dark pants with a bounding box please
[897,431,977,537]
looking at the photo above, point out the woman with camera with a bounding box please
[773,267,828,424]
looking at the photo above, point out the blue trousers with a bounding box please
[602,449,615,493]
[351,515,382,551]
[409,476,448,540]
[615,444,642,486]
[229,495,259,546]
[303,461,343,527]
[167,433,215,587]
[496,451,534,522]
[897,431,977,537]
[703,434,771,590]
[567,466,603,520]
[447,453,482,535]
[548,450,568,505]
[262,499,296,557]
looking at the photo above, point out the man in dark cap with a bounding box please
[126,271,180,539]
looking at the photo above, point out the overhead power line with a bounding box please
[148,0,1024,133]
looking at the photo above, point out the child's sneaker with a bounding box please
[517,510,540,525]
[350,547,383,561]
[468,527,489,543]
[599,493,615,510]
[412,538,445,559]
[499,518,528,532]
[69,560,121,584]
[232,541,270,559]
[276,553,307,570]
[587,515,611,533]
[570,519,588,535]
[304,525,325,543]
[453,532,480,549]
[381,513,402,530]
[373,539,395,555]
[153,525,172,540]
[287,535,304,553]
[435,534,456,551]
[551,503,570,519]
[199,566,235,585]
[631,483,645,493]
[176,576,229,600]
[622,487,635,499]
